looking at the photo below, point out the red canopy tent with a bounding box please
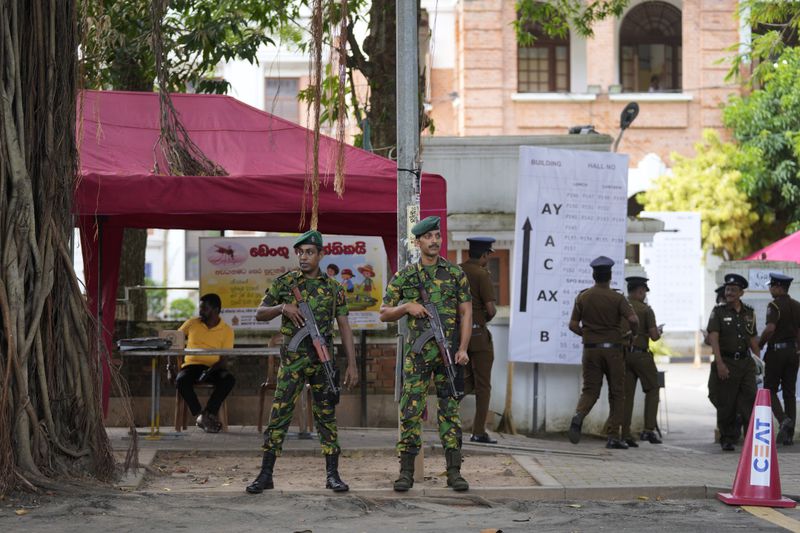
[75,90,447,412]
[744,231,800,263]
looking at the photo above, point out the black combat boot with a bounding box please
[393,453,415,492]
[325,453,349,492]
[568,413,584,444]
[445,448,469,492]
[245,452,276,494]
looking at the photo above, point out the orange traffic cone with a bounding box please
[717,389,796,508]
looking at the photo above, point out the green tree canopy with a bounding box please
[638,130,760,259]
[723,46,800,244]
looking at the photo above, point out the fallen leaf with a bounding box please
[512,518,531,523]
[174,466,189,474]
[15,509,29,516]
[566,504,581,509]
[222,483,231,486]
[637,496,649,501]
[163,487,171,491]
[480,529,503,533]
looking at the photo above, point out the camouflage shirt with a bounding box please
[260,270,348,352]
[384,257,471,346]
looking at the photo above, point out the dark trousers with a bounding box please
[464,347,494,435]
[175,364,236,416]
[713,357,756,445]
[575,347,625,438]
[622,351,660,437]
[764,347,799,426]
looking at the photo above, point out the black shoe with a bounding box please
[568,414,583,444]
[246,453,276,494]
[623,438,639,448]
[777,418,794,445]
[721,442,735,452]
[606,438,629,450]
[470,434,497,444]
[640,430,662,444]
[196,411,219,433]
[324,453,349,492]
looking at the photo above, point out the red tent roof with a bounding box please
[745,231,800,263]
[75,90,447,415]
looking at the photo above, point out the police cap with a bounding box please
[467,236,495,254]
[714,285,726,296]
[768,273,793,288]
[590,256,615,272]
[294,230,323,249]
[411,216,441,238]
[723,273,748,289]
[625,276,649,292]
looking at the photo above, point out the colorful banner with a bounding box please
[199,235,387,330]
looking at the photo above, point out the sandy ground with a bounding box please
[1,491,786,532]
[142,450,534,492]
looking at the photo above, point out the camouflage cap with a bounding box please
[411,216,441,238]
[294,230,323,248]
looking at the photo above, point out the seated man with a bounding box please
[172,293,236,433]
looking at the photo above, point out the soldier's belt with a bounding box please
[584,342,622,349]
[768,340,797,351]
[628,346,650,354]
[721,351,748,360]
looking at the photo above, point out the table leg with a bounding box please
[145,356,161,440]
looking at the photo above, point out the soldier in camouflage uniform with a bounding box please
[380,216,473,492]
[246,230,359,494]
[707,273,759,452]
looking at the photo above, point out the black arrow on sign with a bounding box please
[520,217,532,312]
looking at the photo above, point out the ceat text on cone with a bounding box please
[717,389,796,508]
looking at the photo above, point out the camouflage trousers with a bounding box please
[396,341,462,456]
[262,349,340,456]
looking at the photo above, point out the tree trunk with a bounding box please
[361,0,398,157]
[118,229,148,320]
[0,0,115,495]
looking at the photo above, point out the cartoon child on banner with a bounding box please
[357,264,375,294]
[340,268,355,293]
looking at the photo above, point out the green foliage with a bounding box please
[169,298,196,319]
[145,278,167,320]
[726,0,800,86]
[515,0,628,45]
[638,130,760,259]
[82,0,300,92]
[723,46,800,243]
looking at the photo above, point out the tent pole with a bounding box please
[360,330,367,427]
[97,217,103,361]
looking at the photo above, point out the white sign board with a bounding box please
[199,235,387,330]
[509,147,629,364]
[639,212,702,331]
[748,269,775,292]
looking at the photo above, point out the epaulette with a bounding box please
[742,302,755,313]
[578,288,589,295]
[275,270,300,282]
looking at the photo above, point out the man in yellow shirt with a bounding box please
[175,293,236,433]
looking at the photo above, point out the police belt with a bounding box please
[584,342,623,350]
[721,351,749,360]
[768,340,797,351]
[628,346,650,354]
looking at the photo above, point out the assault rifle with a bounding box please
[411,275,463,400]
[288,286,339,394]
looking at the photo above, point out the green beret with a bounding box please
[294,230,323,248]
[411,216,440,238]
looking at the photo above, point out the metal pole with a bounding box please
[360,330,368,427]
[397,0,422,480]
[532,362,539,434]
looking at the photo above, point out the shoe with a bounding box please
[445,449,469,492]
[777,418,793,445]
[246,452,276,494]
[393,453,415,492]
[721,442,735,452]
[470,434,497,444]
[640,430,662,444]
[568,414,584,444]
[623,438,639,448]
[196,411,219,433]
[324,453,349,492]
[606,438,629,450]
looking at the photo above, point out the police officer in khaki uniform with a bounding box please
[621,276,663,447]
[758,273,800,445]
[707,273,758,451]
[567,256,638,449]
[460,236,498,444]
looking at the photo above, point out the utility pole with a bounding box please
[396,0,422,481]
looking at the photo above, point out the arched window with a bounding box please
[620,1,682,92]
[518,23,570,93]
